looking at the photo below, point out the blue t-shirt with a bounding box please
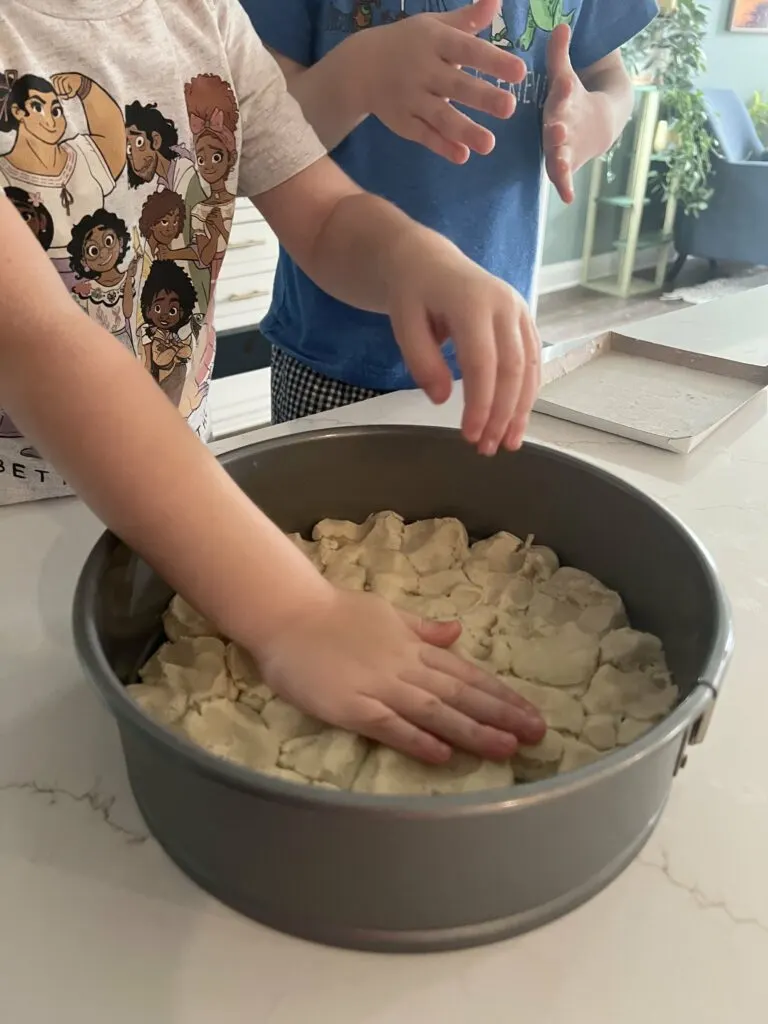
[243,0,657,390]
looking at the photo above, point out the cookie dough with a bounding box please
[135,511,679,795]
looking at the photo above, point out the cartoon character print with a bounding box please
[326,0,380,32]
[501,1,574,52]
[181,75,238,288]
[124,100,210,314]
[67,209,138,353]
[0,70,125,284]
[132,188,187,327]
[4,185,54,250]
[491,8,513,47]
[1,185,55,451]
[125,101,195,195]
[173,73,239,417]
[326,1,452,33]
[2,66,241,441]
[354,0,382,29]
[139,189,186,259]
[137,260,198,409]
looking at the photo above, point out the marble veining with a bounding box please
[0,779,149,845]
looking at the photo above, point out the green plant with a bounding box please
[619,0,715,216]
[748,90,768,145]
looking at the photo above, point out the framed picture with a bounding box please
[729,0,768,31]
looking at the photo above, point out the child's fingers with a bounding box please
[438,66,517,120]
[353,697,454,764]
[420,97,496,155]
[399,612,463,648]
[417,647,546,741]
[440,29,528,86]
[390,299,454,406]
[546,146,574,204]
[545,22,573,80]
[387,681,520,760]
[453,313,497,444]
[542,119,568,150]
[405,115,471,163]
[503,314,541,451]
[476,307,526,456]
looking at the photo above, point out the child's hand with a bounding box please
[258,588,546,764]
[388,239,540,455]
[543,25,615,204]
[358,0,527,163]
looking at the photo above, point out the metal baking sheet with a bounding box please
[536,332,768,453]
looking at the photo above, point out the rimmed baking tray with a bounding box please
[538,331,768,453]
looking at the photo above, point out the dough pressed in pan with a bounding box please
[136,511,679,795]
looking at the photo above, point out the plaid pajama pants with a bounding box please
[270,346,388,425]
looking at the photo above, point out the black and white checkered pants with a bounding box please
[270,346,388,425]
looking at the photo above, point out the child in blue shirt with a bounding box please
[242,0,657,421]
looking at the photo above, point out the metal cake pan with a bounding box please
[73,425,732,952]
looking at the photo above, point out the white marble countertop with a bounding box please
[2,387,768,1023]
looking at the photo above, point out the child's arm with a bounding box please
[254,160,540,454]
[244,0,525,162]
[543,25,636,204]
[0,196,545,762]
[225,3,539,456]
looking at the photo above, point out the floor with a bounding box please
[536,261,705,345]
[536,260,766,345]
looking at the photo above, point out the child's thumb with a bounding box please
[401,613,463,648]
[392,305,454,407]
[439,0,500,36]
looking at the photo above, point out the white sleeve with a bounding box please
[213,0,327,198]
[68,133,116,198]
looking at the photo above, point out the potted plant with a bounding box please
[619,0,715,217]
[748,90,768,145]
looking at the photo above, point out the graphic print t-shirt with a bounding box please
[245,0,657,391]
[0,0,325,505]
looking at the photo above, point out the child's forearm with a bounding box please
[308,193,453,314]
[578,55,634,153]
[256,159,458,316]
[0,199,332,652]
[270,35,371,151]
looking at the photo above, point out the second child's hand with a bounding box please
[357,0,527,163]
[543,24,617,204]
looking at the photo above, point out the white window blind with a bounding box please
[214,198,279,333]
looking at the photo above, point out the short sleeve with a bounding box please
[570,1,658,71]
[238,0,319,66]
[215,0,327,197]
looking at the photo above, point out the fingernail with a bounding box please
[428,741,453,764]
